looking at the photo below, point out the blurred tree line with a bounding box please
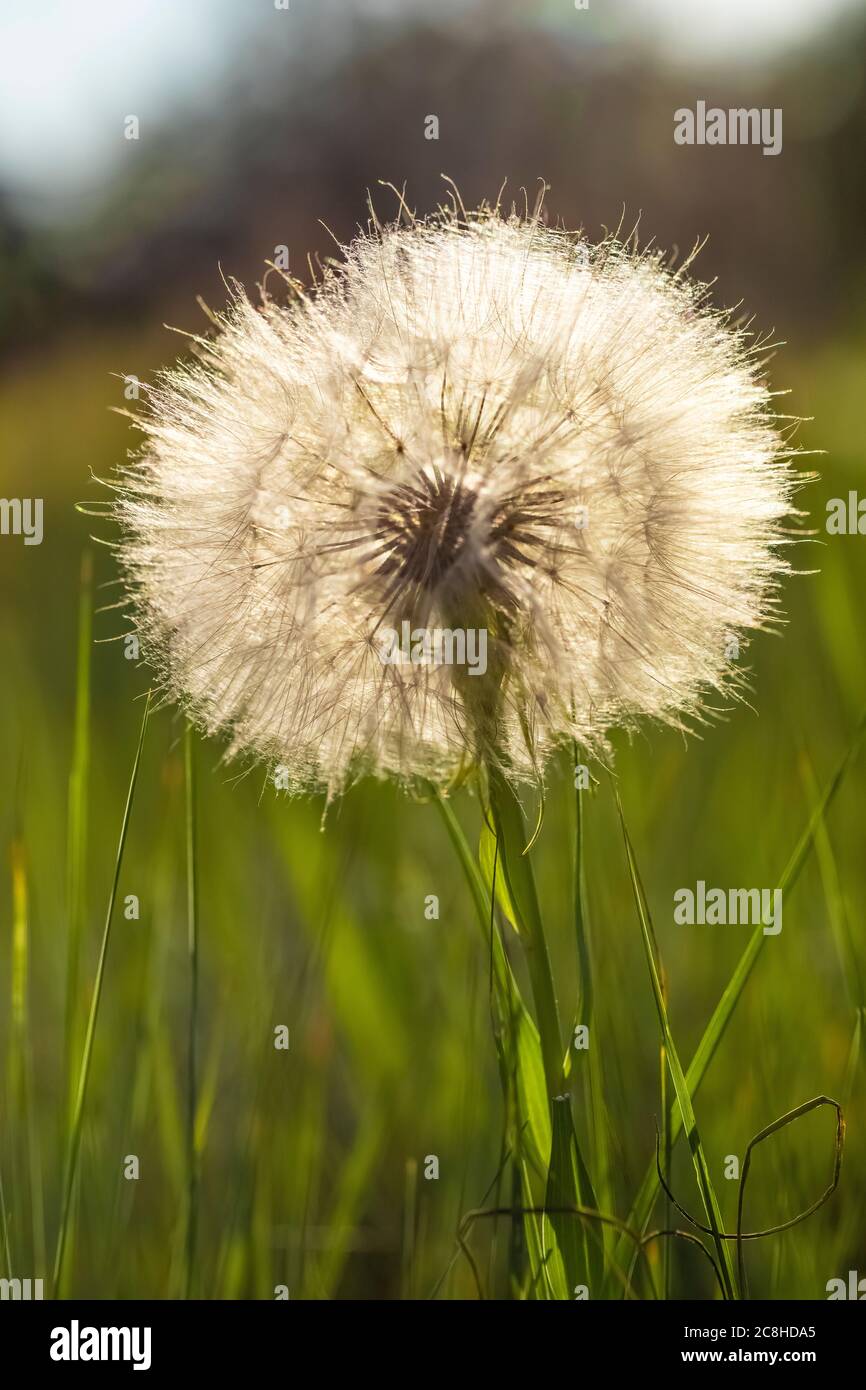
[2,2,865,360]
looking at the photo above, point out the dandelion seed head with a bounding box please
[115,199,802,796]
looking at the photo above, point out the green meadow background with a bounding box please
[1,0,865,1298]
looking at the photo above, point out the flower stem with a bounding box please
[485,761,563,1095]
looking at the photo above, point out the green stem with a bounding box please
[451,595,563,1091]
[485,760,603,1294]
[485,762,563,1095]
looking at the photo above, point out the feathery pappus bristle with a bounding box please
[113,194,804,797]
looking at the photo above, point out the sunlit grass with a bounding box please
[0,331,864,1299]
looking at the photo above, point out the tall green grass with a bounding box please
[1,328,864,1300]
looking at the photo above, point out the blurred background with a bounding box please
[1,0,865,1299]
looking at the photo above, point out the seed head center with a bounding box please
[377,469,478,591]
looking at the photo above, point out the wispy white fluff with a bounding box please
[114,200,800,795]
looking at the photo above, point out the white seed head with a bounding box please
[115,201,801,796]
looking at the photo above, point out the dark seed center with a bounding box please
[375,469,477,591]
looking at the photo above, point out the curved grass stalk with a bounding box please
[618,713,866,1270]
[52,692,151,1295]
[616,790,737,1300]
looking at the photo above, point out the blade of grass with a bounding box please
[800,750,865,1011]
[800,749,865,1112]
[8,836,47,1276]
[619,715,866,1258]
[184,722,199,1299]
[401,1157,419,1299]
[486,768,562,1090]
[653,1094,844,1294]
[0,1166,11,1278]
[434,790,549,1169]
[64,549,93,1132]
[571,750,616,1266]
[616,790,737,1299]
[735,1095,844,1296]
[841,1011,864,1110]
[52,691,151,1294]
[318,1112,385,1297]
[659,1025,672,1298]
[436,783,603,1296]
[485,764,601,1297]
[434,790,552,1290]
[478,817,552,1295]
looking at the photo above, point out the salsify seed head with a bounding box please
[115,197,802,797]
